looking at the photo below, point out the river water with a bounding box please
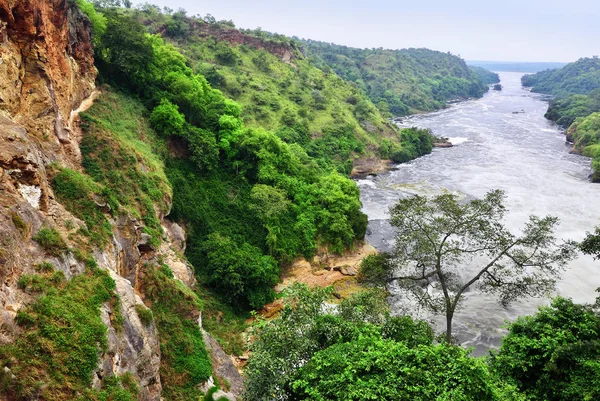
[358,72,600,355]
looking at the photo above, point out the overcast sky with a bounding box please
[141,0,599,62]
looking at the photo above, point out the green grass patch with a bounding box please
[33,227,68,256]
[79,89,171,232]
[51,167,114,247]
[0,266,134,400]
[135,304,154,325]
[141,264,212,400]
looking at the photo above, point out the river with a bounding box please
[357,71,600,355]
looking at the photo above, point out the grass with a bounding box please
[135,304,154,325]
[0,266,137,401]
[171,31,398,172]
[51,167,114,248]
[33,227,68,256]
[141,264,212,400]
[79,89,171,226]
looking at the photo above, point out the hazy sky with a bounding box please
[142,0,599,62]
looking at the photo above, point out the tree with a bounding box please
[580,226,600,259]
[491,297,600,401]
[200,233,280,309]
[361,190,576,343]
[291,339,510,401]
[244,284,391,401]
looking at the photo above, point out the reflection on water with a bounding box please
[359,72,600,355]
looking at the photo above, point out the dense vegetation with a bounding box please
[0,259,138,401]
[245,283,600,401]
[523,57,600,181]
[1,1,541,399]
[522,57,600,97]
[545,90,600,127]
[470,66,501,85]
[302,40,491,116]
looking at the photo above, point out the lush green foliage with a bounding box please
[545,90,600,127]
[470,66,501,85]
[491,297,600,401]
[244,284,390,400]
[303,40,490,116]
[524,58,600,179]
[86,7,372,308]
[567,112,600,181]
[141,264,212,400]
[360,190,576,343]
[0,266,137,400]
[292,339,503,400]
[522,57,600,97]
[141,12,403,171]
[32,226,68,256]
[244,284,522,401]
[200,233,279,309]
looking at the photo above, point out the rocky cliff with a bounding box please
[0,2,241,400]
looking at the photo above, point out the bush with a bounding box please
[135,304,154,325]
[150,99,186,136]
[33,227,67,256]
[200,233,279,309]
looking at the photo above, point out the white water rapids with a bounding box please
[358,72,600,355]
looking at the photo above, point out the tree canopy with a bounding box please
[360,190,576,343]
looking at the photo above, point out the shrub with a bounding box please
[135,304,154,325]
[10,212,28,236]
[33,227,67,256]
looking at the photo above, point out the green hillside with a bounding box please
[301,40,491,116]
[129,8,418,174]
[521,57,600,97]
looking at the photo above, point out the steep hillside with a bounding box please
[301,40,490,116]
[0,2,243,400]
[128,8,425,175]
[521,57,600,97]
[566,112,600,182]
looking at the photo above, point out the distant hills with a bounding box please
[468,60,568,73]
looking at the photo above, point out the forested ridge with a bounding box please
[5,1,600,400]
[301,39,493,116]
[523,57,600,180]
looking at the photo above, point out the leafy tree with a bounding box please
[580,226,600,259]
[361,190,576,343]
[95,9,154,89]
[150,98,185,136]
[491,297,600,401]
[244,285,397,401]
[292,339,510,401]
[200,233,279,309]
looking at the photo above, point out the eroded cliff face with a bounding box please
[0,2,153,400]
[0,3,244,400]
[0,0,96,325]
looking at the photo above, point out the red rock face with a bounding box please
[192,22,297,64]
[0,0,96,141]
